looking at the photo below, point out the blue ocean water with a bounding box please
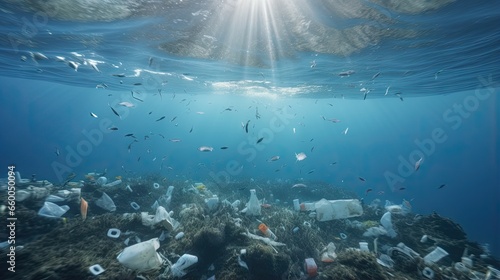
[0,0,499,262]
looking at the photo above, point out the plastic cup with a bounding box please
[359,242,369,252]
[304,258,318,277]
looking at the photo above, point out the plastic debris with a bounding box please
[423,246,448,264]
[175,232,185,240]
[238,249,249,270]
[89,264,105,275]
[130,202,141,210]
[95,192,116,212]
[171,254,198,278]
[304,258,318,277]
[320,242,337,262]
[117,238,163,272]
[380,212,397,237]
[107,228,121,238]
[245,189,261,216]
[38,202,70,218]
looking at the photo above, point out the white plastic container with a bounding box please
[359,242,369,252]
[246,189,261,216]
[314,199,363,221]
[117,238,163,272]
[171,254,198,277]
[96,177,107,186]
[103,179,122,188]
[293,199,300,211]
[423,247,449,264]
[380,212,397,237]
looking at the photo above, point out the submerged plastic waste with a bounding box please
[423,246,449,264]
[107,228,121,238]
[38,201,70,218]
[95,192,116,212]
[320,242,337,262]
[89,264,105,275]
[380,211,397,237]
[141,206,179,231]
[117,238,163,272]
[304,258,318,277]
[245,189,261,216]
[315,199,363,221]
[103,179,122,188]
[171,254,198,278]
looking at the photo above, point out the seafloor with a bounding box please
[1,175,499,280]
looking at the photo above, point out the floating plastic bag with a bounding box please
[380,212,397,238]
[95,192,116,212]
[38,202,70,218]
[117,238,163,272]
[45,195,65,203]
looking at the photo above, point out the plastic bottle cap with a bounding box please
[107,228,121,238]
[130,202,140,210]
[89,264,105,275]
[258,223,269,233]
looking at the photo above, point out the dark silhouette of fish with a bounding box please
[156,116,165,122]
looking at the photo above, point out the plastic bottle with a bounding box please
[258,223,277,240]
[246,189,261,216]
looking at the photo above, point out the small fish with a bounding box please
[171,116,177,122]
[30,51,48,61]
[158,89,162,100]
[169,139,181,143]
[198,146,214,152]
[133,82,142,86]
[438,184,446,189]
[371,72,380,80]
[256,137,264,144]
[358,177,366,182]
[293,127,296,134]
[144,135,150,140]
[268,155,280,162]
[330,162,337,165]
[127,143,132,153]
[399,187,406,191]
[377,191,385,195]
[295,152,307,161]
[113,73,126,77]
[149,111,152,115]
[67,61,78,71]
[196,111,205,115]
[90,112,98,118]
[338,70,355,77]
[108,127,118,131]
[415,157,423,171]
[343,127,349,135]
[274,169,281,172]
[125,133,135,137]
[310,138,314,142]
[54,148,60,156]
[307,169,315,174]
[220,146,229,150]
[292,183,307,188]
[385,86,391,96]
[131,91,144,102]
[365,188,373,194]
[118,101,135,108]
[110,106,120,118]
[189,126,193,133]
[395,92,404,101]
[245,120,250,133]
[148,57,153,67]
[156,116,165,122]
[158,134,165,139]
[137,156,141,162]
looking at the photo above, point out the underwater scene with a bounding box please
[0,0,499,279]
